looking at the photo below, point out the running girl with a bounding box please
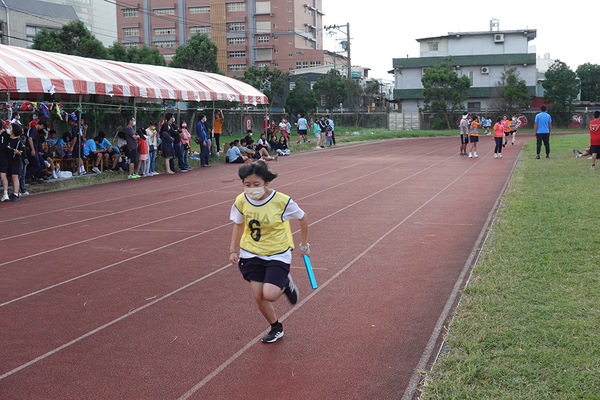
[229,161,309,343]
[501,115,511,147]
[493,117,504,158]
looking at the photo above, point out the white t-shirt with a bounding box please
[230,190,304,263]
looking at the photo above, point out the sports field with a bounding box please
[1,132,579,399]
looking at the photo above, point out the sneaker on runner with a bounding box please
[1,192,9,202]
[92,167,101,173]
[9,193,20,202]
[261,325,284,343]
[283,274,299,305]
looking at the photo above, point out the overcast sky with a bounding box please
[321,0,597,81]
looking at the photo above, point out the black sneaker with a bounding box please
[535,155,540,159]
[546,154,550,158]
[261,324,284,343]
[9,194,20,202]
[283,274,299,305]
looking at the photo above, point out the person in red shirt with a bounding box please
[589,111,600,169]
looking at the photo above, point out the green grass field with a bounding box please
[420,133,600,399]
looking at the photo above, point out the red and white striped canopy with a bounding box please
[0,44,268,105]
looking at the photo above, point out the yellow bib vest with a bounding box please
[234,191,295,256]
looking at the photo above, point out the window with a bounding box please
[228,22,245,31]
[164,54,175,61]
[287,8,292,12]
[274,49,279,53]
[256,21,271,34]
[255,1,271,14]
[273,3,277,7]
[274,63,278,67]
[273,23,278,28]
[303,61,308,68]
[427,42,439,52]
[227,2,245,12]
[274,36,278,40]
[153,8,175,16]
[228,51,246,58]
[154,27,176,35]
[189,6,210,14]
[467,70,474,86]
[256,49,272,60]
[122,8,138,17]
[288,40,293,44]
[288,53,293,58]
[257,63,270,68]
[190,26,210,34]
[123,27,139,37]
[467,102,481,110]
[229,37,246,45]
[289,82,295,89]
[154,41,176,48]
[257,36,269,44]
[123,42,140,48]
[26,26,45,48]
[229,64,246,72]
[295,51,304,55]
[295,61,302,69]
[310,61,321,67]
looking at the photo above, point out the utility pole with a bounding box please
[324,23,351,79]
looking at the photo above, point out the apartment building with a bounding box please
[116,0,327,76]
[392,28,537,112]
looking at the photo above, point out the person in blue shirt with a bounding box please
[534,105,552,159]
[82,137,105,173]
[97,131,121,170]
[196,113,210,167]
[296,114,308,144]
[325,115,336,147]
[226,140,249,164]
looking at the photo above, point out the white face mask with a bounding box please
[245,186,266,201]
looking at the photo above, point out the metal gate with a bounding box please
[388,112,421,131]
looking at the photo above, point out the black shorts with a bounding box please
[72,143,82,158]
[0,158,22,175]
[299,129,307,136]
[238,257,290,289]
[128,148,139,165]
[590,145,600,155]
[504,131,511,136]
[469,135,479,143]
[461,134,469,144]
[230,157,244,163]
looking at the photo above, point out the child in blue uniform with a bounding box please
[229,161,309,343]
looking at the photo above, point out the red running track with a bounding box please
[0,135,524,399]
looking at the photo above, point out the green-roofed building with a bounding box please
[391,28,538,113]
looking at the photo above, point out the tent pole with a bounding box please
[133,97,137,121]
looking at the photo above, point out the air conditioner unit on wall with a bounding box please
[494,33,504,43]
[481,66,490,74]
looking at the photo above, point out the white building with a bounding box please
[42,0,116,47]
[392,29,537,113]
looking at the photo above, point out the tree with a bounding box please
[169,34,220,73]
[312,69,348,112]
[108,43,166,66]
[284,77,318,117]
[32,20,109,59]
[491,66,532,114]
[239,66,289,111]
[542,60,580,126]
[576,63,600,102]
[421,57,471,129]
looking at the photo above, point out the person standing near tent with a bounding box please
[213,110,224,153]
[124,116,140,179]
[68,115,86,175]
[197,114,210,167]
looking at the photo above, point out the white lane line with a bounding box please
[178,147,488,399]
[0,142,456,380]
